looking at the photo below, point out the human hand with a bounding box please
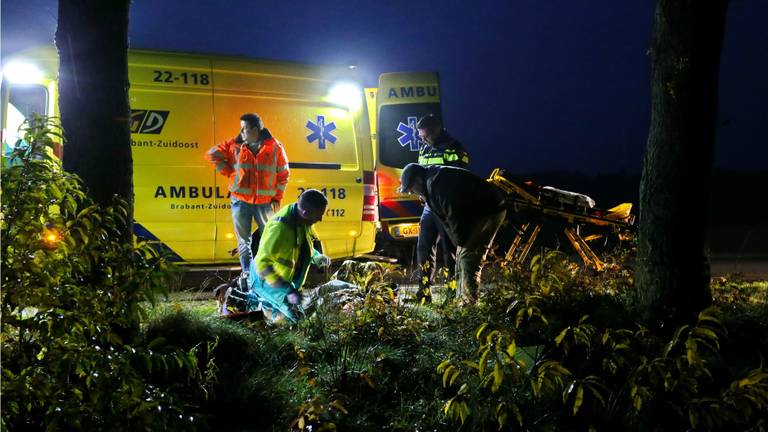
[270,200,280,213]
[285,290,302,305]
[313,254,331,268]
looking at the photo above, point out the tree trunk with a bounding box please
[636,0,729,326]
[55,0,133,242]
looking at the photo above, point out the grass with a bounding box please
[138,256,768,431]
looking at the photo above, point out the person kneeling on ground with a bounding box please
[248,189,331,323]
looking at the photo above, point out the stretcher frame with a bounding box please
[488,168,635,271]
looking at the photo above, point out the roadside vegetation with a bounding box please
[2,118,767,431]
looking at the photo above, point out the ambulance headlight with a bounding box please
[328,82,362,111]
[2,62,44,84]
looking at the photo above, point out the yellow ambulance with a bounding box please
[2,47,442,265]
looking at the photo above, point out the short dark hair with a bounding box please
[240,113,264,131]
[298,189,328,210]
[399,163,427,192]
[416,114,441,131]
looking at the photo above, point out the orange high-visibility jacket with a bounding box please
[206,132,290,204]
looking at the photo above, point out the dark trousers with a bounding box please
[455,210,506,301]
[417,206,456,294]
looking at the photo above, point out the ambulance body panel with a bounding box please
[2,47,376,264]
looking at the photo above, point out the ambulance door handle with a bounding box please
[355,177,362,183]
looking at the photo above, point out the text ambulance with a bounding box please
[1,47,437,264]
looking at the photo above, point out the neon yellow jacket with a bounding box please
[254,203,321,290]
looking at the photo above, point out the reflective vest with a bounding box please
[206,129,290,204]
[418,130,470,168]
[254,203,321,290]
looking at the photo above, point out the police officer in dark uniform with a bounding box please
[413,115,470,301]
[399,163,506,303]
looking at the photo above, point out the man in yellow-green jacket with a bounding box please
[247,189,331,323]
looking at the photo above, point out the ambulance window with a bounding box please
[3,85,48,161]
[9,84,48,120]
[378,103,441,168]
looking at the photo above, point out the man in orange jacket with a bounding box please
[206,113,290,272]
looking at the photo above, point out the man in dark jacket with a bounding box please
[399,163,506,303]
[414,115,470,301]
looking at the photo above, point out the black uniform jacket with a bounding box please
[424,166,506,248]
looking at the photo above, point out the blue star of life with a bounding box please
[306,115,337,149]
[396,116,422,151]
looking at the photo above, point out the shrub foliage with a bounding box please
[1,116,213,430]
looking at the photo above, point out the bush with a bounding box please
[1,116,212,430]
[141,250,767,431]
[436,253,768,431]
[141,310,306,431]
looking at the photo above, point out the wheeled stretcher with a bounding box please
[487,168,635,270]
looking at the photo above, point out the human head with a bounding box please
[416,115,442,144]
[239,113,264,143]
[297,189,328,225]
[398,163,427,197]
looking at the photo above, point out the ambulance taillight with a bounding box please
[362,170,378,222]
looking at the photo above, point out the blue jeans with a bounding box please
[231,199,274,272]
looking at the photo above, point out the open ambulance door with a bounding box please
[371,72,441,247]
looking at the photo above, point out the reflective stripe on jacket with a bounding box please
[254,203,320,290]
[205,129,290,204]
[417,130,470,168]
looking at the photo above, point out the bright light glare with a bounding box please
[2,62,44,84]
[328,82,362,111]
[225,232,235,239]
[42,228,61,246]
[348,230,358,237]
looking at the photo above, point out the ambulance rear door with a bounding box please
[374,72,441,241]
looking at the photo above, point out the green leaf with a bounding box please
[476,323,489,340]
[479,348,491,376]
[444,398,454,415]
[461,360,479,370]
[147,336,167,350]
[688,409,699,429]
[437,357,452,373]
[506,341,516,359]
[485,330,500,345]
[492,362,504,393]
[573,385,584,415]
[443,365,456,387]
[458,401,470,424]
[449,369,461,386]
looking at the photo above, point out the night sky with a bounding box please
[3,0,767,176]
